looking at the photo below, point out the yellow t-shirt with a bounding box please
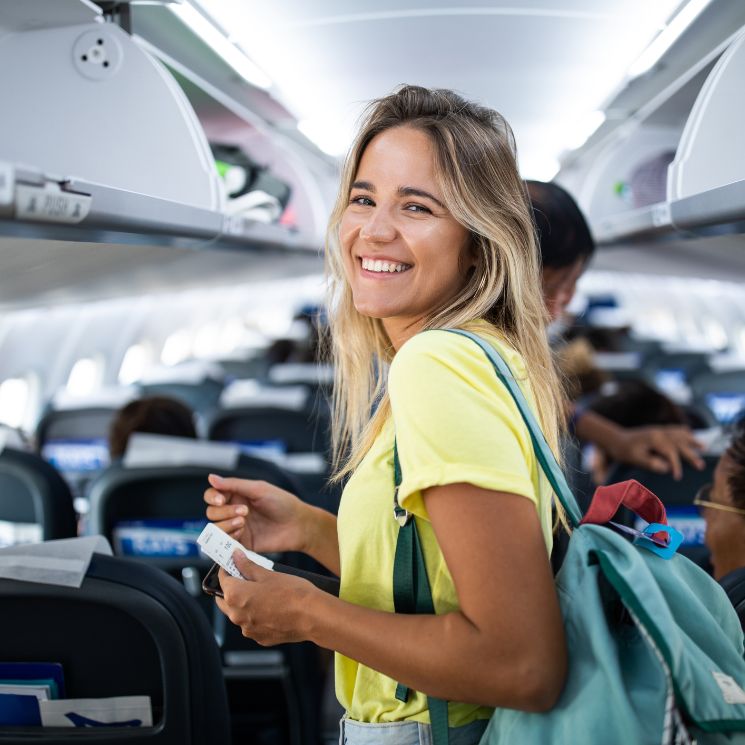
[335,325,554,726]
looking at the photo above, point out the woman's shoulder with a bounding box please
[391,324,527,379]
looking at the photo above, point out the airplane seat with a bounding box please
[690,369,745,426]
[87,455,304,570]
[641,350,712,403]
[86,452,325,745]
[207,402,335,523]
[139,378,225,419]
[719,566,745,632]
[35,405,116,499]
[603,455,718,571]
[0,447,77,544]
[207,404,332,458]
[216,356,271,383]
[0,551,230,744]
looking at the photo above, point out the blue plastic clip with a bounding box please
[634,523,683,560]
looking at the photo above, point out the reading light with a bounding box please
[169,2,272,90]
[627,0,714,78]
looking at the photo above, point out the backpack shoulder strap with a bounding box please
[443,329,582,528]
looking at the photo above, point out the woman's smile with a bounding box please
[358,256,413,276]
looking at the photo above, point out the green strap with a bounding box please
[392,444,450,744]
[443,329,583,527]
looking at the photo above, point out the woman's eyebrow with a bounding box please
[398,186,445,210]
[351,180,374,192]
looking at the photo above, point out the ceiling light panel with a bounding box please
[200,1,686,169]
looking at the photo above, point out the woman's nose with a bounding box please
[360,210,397,242]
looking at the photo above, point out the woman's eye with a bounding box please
[350,195,373,207]
[404,203,431,214]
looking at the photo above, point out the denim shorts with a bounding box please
[339,717,488,745]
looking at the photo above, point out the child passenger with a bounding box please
[204,85,567,744]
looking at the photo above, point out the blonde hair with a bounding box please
[324,85,566,520]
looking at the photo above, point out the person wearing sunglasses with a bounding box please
[694,420,745,581]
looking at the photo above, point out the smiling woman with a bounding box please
[339,126,473,347]
[205,85,568,745]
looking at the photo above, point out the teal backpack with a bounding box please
[392,330,745,745]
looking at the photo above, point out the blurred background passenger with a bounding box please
[108,395,197,459]
[696,419,745,581]
[584,380,689,485]
[527,179,703,480]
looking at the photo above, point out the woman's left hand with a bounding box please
[216,551,319,646]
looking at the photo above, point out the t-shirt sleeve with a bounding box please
[389,330,537,521]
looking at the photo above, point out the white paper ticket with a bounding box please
[197,522,274,577]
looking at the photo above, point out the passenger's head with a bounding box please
[526,180,595,322]
[326,85,563,478]
[108,396,197,459]
[699,421,745,580]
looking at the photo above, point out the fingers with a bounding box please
[232,550,270,581]
[676,441,706,471]
[665,427,706,470]
[653,436,683,480]
[643,455,671,475]
[208,474,267,500]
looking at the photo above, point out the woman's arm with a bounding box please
[303,503,341,576]
[218,483,566,711]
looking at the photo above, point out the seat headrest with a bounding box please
[219,380,309,410]
[140,360,225,385]
[268,363,333,386]
[52,386,139,411]
[123,433,240,470]
[0,535,112,588]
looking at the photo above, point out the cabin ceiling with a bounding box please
[171,0,687,178]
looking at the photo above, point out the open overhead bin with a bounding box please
[559,22,745,246]
[0,0,324,252]
[668,29,745,234]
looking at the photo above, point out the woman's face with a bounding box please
[703,454,745,580]
[542,258,585,322]
[339,125,472,349]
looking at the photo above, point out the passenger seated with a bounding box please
[695,419,745,581]
[108,396,197,459]
[527,180,703,480]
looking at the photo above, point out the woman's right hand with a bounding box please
[204,474,310,554]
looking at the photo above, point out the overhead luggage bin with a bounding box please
[668,28,745,233]
[560,21,745,246]
[0,1,320,252]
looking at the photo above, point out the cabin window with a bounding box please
[119,343,153,385]
[219,317,245,356]
[0,377,31,429]
[161,330,192,366]
[66,357,103,397]
[193,322,221,359]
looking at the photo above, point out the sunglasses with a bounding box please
[693,484,745,517]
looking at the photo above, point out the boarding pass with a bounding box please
[197,523,274,578]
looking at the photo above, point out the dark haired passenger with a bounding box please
[108,395,197,459]
[527,180,704,480]
[696,420,745,581]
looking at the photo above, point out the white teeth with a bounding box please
[361,257,410,273]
